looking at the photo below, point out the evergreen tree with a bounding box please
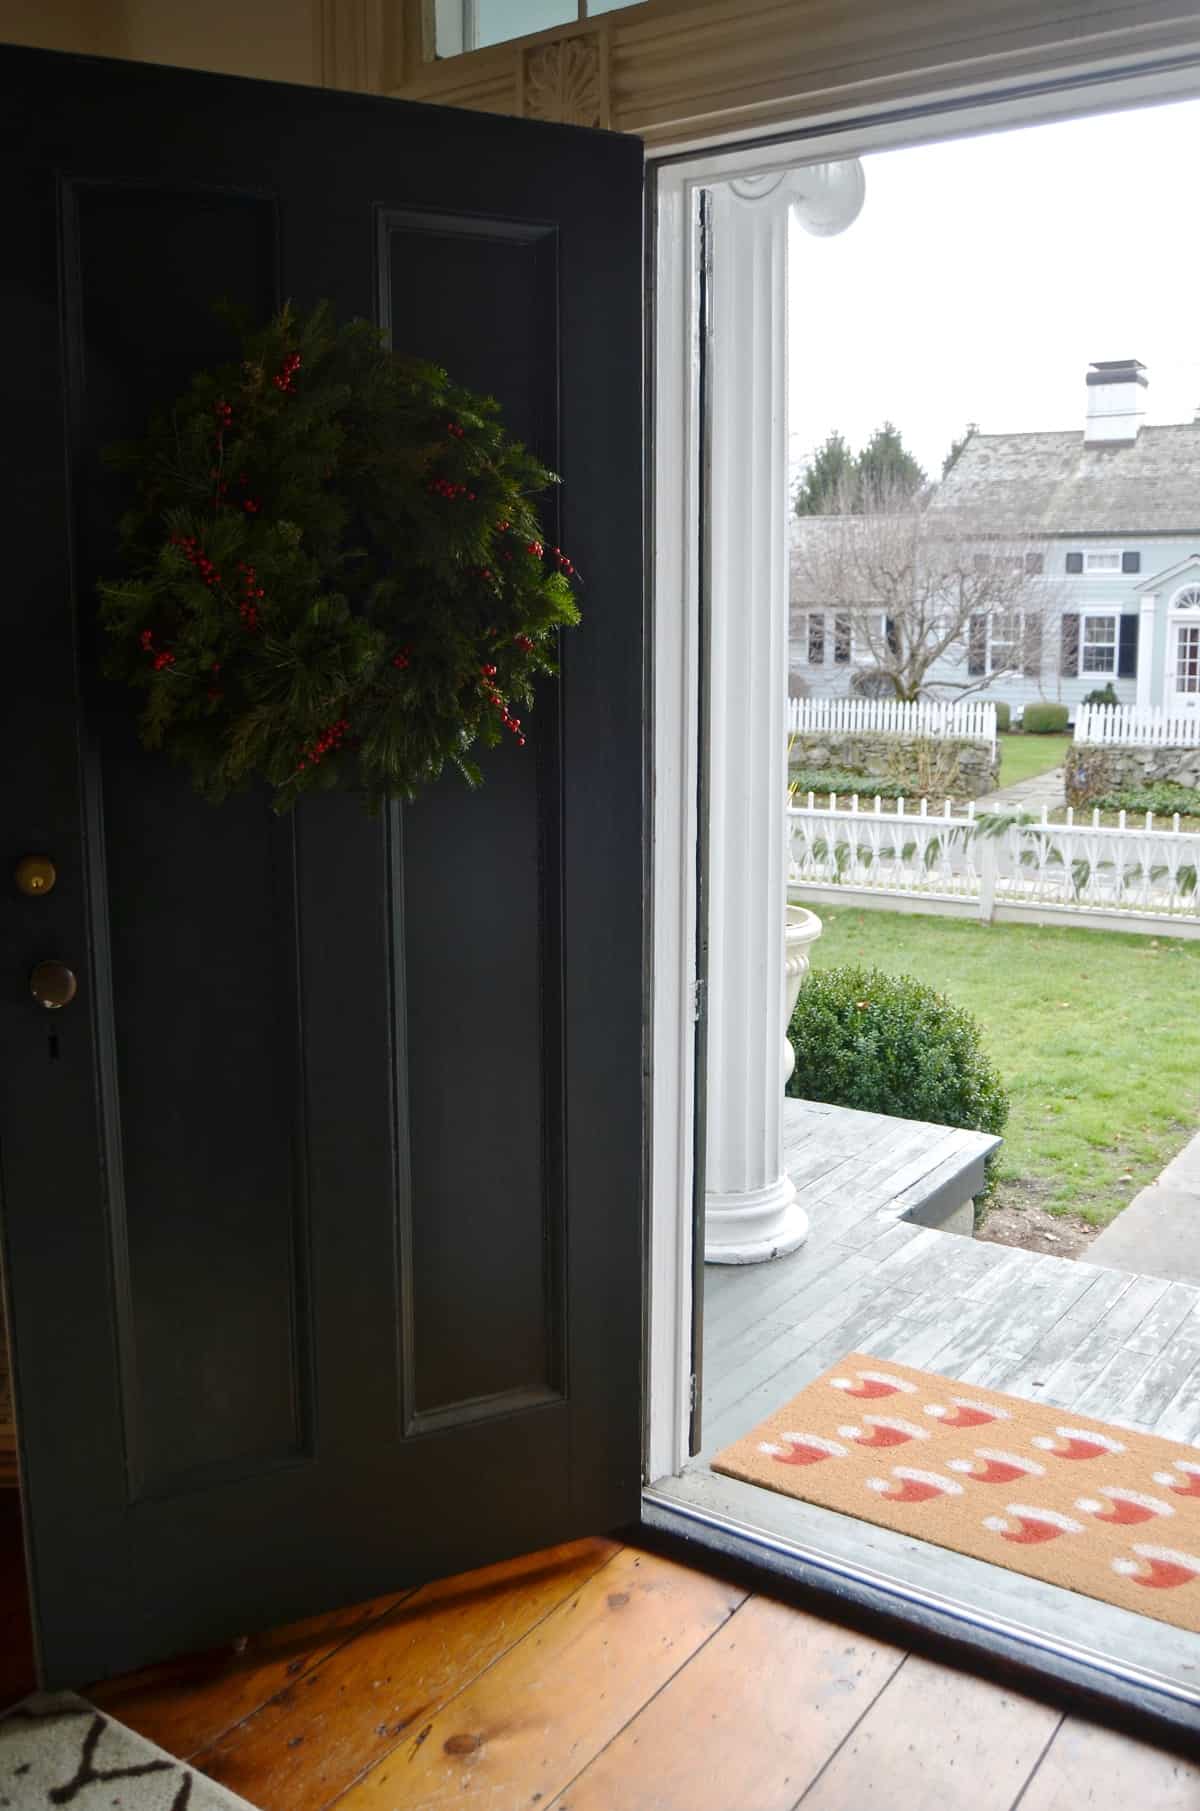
[856,421,926,500]
[941,422,979,478]
[793,430,856,516]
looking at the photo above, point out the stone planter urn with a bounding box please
[784,903,822,1085]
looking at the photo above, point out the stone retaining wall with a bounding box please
[788,731,999,800]
[1066,743,1200,806]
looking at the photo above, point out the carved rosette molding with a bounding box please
[518,29,611,129]
[393,0,1200,150]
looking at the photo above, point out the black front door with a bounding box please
[0,45,644,1686]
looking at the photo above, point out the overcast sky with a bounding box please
[788,95,1200,485]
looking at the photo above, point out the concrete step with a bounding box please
[1089,1181,1200,1287]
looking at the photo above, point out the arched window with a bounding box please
[1171,584,1200,611]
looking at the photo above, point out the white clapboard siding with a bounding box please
[1075,703,1200,748]
[787,696,997,755]
[787,795,1200,935]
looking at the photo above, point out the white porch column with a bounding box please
[1136,594,1157,709]
[704,161,863,1265]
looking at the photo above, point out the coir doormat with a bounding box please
[712,1353,1200,1633]
[0,1693,259,1810]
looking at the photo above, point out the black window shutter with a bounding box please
[1122,550,1141,574]
[1060,612,1080,677]
[1066,551,1083,574]
[967,613,987,676]
[1023,615,1043,680]
[886,615,899,656]
[1118,613,1139,678]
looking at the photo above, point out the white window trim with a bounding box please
[1069,548,1128,577]
[987,609,1025,675]
[648,59,1200,1494]
[1079,608,1119,674]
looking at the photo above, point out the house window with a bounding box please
[1065,549,1135,575]
[989,610,1022,673]
[833,614,851,663]
[1081,613,1118,673]
[435,0,644,54]
[806,613,826,665]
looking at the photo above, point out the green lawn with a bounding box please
[996,731,1071,788]
[806,907,1200,1226]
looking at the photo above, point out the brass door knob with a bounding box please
[15,855,57,897]
[30,961,77,1010]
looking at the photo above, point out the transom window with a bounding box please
[1081,613,1118,673]
[1173,585,1200,612]
[435,0,642,55]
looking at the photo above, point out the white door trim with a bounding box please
[645,56,1200,1488]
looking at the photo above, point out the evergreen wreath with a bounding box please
[98,300,579,811]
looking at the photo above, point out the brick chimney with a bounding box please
[1085,359,1146,445]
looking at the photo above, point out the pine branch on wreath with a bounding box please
[98,299,579,812]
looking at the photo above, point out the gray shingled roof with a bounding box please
[930,424,1200,536]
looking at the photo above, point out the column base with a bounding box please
[704,1173,809,1265]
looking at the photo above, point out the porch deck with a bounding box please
[661,1097,1200,1698]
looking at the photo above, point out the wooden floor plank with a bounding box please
[329,1547,745,1811]
[792,1654,1060,1811]
[89,1586,418,1759]
[192,1538,621,1810]
[1016,1716,1200,1810]
[543,1594,905,1811]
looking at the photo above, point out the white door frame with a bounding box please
[646,55,1200,1486]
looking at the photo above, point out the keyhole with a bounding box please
[48,1032,60,1062]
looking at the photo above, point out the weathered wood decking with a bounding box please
[658,1097,1200,1700]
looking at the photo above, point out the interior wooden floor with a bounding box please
[75,1536,1197,1809]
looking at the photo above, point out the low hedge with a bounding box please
[1021,701,1069,734]
[1090,780,1200,817]
[788,768,908,800]
[993,702,1011,733]
[787,964,1009,1161]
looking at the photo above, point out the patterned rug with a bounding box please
[0,1694,258,1809]
[712,1352,1200,1632]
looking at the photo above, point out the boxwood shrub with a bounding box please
[787,964,1009,1152]
[1022,701,1069,734]
[993,701,1011,733]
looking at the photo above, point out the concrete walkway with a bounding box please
[976,765,1066,815]
[1090,1128,1200,1286]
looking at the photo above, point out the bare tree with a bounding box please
[791,472,1063,702]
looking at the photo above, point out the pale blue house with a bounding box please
[791,360,1200,721]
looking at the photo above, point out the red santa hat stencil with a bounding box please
[1076,1487,1175,1527]
[983,1506,1085,1545]
[1112,1545,1200,1590]
[759,1433,847,1467]
[837,1416,930,1449]
[1031,1426,1126,1462]
[865,1467,963,1505]
[947,1449,1046,1485]
[829,1370,917,1401]
[924,1397,1010,1430]
[1152,1460,1200,1499]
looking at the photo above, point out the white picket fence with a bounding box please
[1075,703,1200,748]
[787,794,1200,935]
[787,696,997,755]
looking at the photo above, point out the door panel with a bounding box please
[0,46,644,1684]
